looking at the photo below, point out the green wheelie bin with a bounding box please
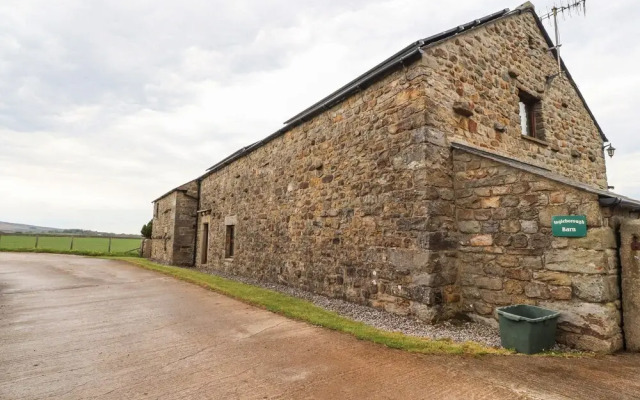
[496,304,560,354]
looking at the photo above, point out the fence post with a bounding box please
[35,236,39,249]
[70,237,74,251]
[108,237,112,253]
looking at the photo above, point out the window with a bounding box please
[201,223,209,264]
[519,91,543,140]
[225,225,235,258]
[154,203,159,218]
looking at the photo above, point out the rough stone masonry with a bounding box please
[151,4,640,352]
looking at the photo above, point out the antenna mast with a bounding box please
[539,0,587,74]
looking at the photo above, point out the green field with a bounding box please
[0,235,141,254]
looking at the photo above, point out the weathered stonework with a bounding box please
[196,60,459,321]
[151,181,198,266]
[421,11,608,188]
[452,151,636,352]
[621,220,640,351]
[151,6,640,352]
[141,239,152,258]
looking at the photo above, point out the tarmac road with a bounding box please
[1,252,640,399]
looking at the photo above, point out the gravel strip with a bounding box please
[200,268,504,348]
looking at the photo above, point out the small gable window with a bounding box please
[519,91,544,140]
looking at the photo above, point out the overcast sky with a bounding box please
[1,0,638,234]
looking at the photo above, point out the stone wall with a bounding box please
[453,150,626,352]
[151,181,198,265]
[141,238,152,258]
[621,220,640,351]
[196,56,461,321]
[172,189,198,266]
[151,192,177,264]
[420,10,608,188]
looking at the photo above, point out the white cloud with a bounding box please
[0,0,638,233]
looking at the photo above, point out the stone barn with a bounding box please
[151,3,640,352]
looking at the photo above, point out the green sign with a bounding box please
[551,215,587,237]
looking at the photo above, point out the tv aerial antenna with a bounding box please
[539,0,587,75]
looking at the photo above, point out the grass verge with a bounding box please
[113,256,512,356]
[0,248,140,257]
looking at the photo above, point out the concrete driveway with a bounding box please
[1,253,640,400]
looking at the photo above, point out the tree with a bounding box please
[141,220,153,239]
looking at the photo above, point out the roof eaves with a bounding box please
[283,8,510,126]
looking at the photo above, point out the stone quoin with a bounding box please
[150,3,640,352]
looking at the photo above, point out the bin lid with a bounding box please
[496,304,560,322]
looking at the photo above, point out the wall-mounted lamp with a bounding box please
[603,143,616,158]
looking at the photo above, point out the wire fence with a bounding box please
[0,234,142,254]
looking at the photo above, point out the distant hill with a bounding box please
[0,221,141,238]
[0,221,62,234]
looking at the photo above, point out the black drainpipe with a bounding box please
[192,178,202,267]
